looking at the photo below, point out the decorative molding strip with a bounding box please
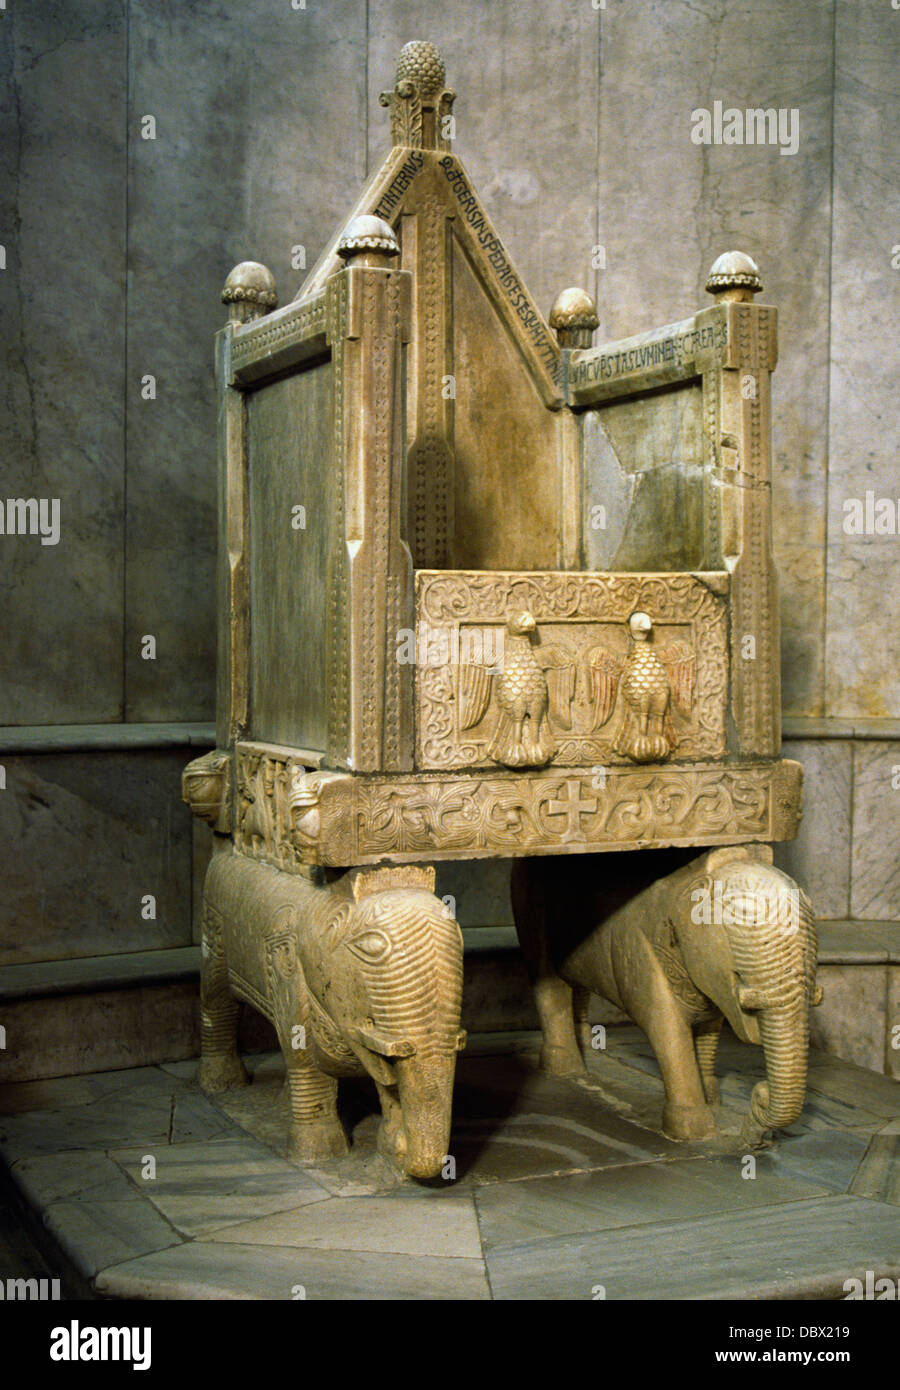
[0,947,202,1003]
[0,723,216,753]
[782,717,900,742]
[230,290,329,385]
[282,758,802,868]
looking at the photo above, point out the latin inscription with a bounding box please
[570,320,727,390]
[438,156,560,383]
[375,149,425,218]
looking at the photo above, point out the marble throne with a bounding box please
[182,41,813,1159]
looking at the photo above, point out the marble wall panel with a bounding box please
[0,983,199,1084]
[850,742,900,922]
[435,860,514,930]
[0,0,126,724]
[888,968,900,1082]
[809,963,888,1075]
[596,0,833,717]
[123,0,367,724]
[0,752,193,966]
[774,739,852,920]
[123,1,249,724]
[366,1,601,319]
[239,0,368,297]
[825,0,900,719]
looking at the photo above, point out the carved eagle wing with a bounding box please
[587,645,624,731]
[538,647,577,730]
[660,640,696,716]
[458,663,494,731]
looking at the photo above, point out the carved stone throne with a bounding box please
[183,41,809,1156]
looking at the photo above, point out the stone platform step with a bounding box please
[1,1028,898,1300]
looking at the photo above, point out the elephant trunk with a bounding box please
[748,1002,809,1132]
[395,1054,456,1179]
[728,871,818,1141]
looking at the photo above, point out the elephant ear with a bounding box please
[655,919,713,1015]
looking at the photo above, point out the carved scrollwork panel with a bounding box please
[414,570,729,770]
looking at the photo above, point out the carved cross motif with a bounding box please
[545,779,599,840]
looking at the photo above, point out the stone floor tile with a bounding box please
[760,1129,871,1193]
[484,1196,900,1301]
[849,1133,900,1206]
[475,1153,832,1249]
[95,1240,491,1300]
[43,1196,182,1279]
[0,1088,230,1163]
[11,1150,139,1207]
[207,1193,482,1258]
[109,1136,330,1236]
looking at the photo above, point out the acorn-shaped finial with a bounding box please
[705,251,763,303]
[337,215,400,269]
[222,261,277,324]
[395,40,446,98]
[550,287,599,348]
[379,40,455,151]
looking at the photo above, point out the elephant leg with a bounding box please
[573,986,594,1057]
[535,965,585,1076]
[623,955,716,1140]
[512,860,585,1075]
[694,1017,723,1107]
[645,1013,716,1140]
[277,1029,348,1163]
[197,899,247,1094]
[373,1079,407,1170]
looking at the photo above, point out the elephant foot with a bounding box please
[198,1054,248,1093]
[287,1118,349,1163]
[662,1099,717,1141]
[740,1114,774,1150]
[376,1114,408,1170]
[540,1042,587,1077]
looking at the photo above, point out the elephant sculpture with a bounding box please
[511,843,820,1144]
[198,849,465,1179]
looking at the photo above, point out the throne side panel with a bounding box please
[247,361,333,753]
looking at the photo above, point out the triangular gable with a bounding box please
[296,66,561,410]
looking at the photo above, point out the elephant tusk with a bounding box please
[353,1026,416,1058]
[737,984,771,1011]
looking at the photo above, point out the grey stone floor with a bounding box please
[1,1027,898,1300]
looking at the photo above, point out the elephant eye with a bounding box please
[348,930,391,963]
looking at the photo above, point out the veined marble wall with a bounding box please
[1,4,897,1012]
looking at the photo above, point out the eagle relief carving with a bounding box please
[589,611,695,763]
[458,611,574,768]
[456,609,695,769]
